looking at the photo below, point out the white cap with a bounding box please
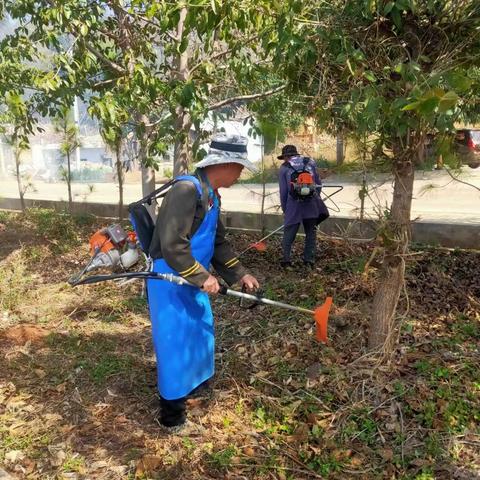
[195,134,258,172]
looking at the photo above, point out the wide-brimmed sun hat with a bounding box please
[277,144,300,159]
[195,134,258,172]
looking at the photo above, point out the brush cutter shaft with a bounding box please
[71,271,314,315]
[220,287,314,315]
[237,224,285,257]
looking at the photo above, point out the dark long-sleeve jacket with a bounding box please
[279,156,329,226]
[149,170,246,288]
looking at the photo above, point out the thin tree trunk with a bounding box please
[137,114,156,199]
[172,6,191,177]
[260,151,266,235]
[115,140,124,222]
[138,125,156,217]
[336,134,345,166]
[369,156,414,351]
[66,151,73,213]
[15,148,25,212]
[173,113,192,176]
[359,171,366,221]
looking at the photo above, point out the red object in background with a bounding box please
[467,137,476,150]
[297,172,314,184]
[127,231,137,243]
[315,297,333,344]
[251,241,267,252]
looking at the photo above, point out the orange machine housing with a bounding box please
[89,230,115,255]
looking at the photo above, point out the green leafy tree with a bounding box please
[93,94,129,222]
[0,93,39,211]
[3,1,284,197]
[53,106,80,212]
[271,0,480,352]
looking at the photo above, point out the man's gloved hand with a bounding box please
[239,274,260,292]
[202,274,220,294]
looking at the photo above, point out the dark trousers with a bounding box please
[159,380,209,427]
[282,218,318,263]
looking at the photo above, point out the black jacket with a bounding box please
[149,170,246,287]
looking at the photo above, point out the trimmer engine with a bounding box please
[69,224,140,284]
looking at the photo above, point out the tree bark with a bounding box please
[369,156,415,351]
[15,148,25,212]
[115,140,124,222]
[173,112,192,176]
[336,134,345,166]
[172,6,191,177]
[137,114,156,200]
[260,151,266,235]
[66,150,73,213]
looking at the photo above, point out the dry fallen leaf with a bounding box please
[135,455,162,477]
[55,382,67,394]
[243,447,255,457]
[379,448,394,461]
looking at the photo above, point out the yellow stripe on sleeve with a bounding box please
[179,261,200,276]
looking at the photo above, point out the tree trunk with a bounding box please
[260,151,266,235]
[369,157,415,351]
[336,134,345,166]
[172,111,192,177]
[66,151,73,213]
[137,114,156,199]
[172,5,191,177]
[115,140,124,222]
[15,148,25,212]
[138,122,156,217]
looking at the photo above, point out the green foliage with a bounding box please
[2,0,285,171]
[267,0,480,164]
[208,445,237,469]
[23,208,85,252]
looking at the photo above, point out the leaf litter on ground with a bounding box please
[0,210,479,479]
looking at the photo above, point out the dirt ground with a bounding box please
[0,209,479,480]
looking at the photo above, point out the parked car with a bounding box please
[454,129,480,168]
[422,129,480,169]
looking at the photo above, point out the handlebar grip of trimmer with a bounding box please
[219,286,228,295]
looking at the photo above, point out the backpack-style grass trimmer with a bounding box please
[69,179,333,343]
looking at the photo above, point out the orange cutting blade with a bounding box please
[314,297,333,344]
[251,241,267,252]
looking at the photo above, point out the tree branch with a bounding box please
[207,85,286,111]
[444,166,480,193]
[81,39,126,74]
[188,34,260,76]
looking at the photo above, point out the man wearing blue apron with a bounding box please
[147,135,259,432]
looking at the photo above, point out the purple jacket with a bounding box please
[279,156,329,226]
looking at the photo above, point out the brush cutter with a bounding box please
[68,224,140,285]
[69,271,333,344]
[236,184,344,256]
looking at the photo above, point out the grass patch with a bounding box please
[83,354,133,384]
[0,251,32,313]
[208,445,238,470]
[62,453,86,473]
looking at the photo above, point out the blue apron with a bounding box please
[147,176,219,400]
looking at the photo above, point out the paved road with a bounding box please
[1,168,479,224]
